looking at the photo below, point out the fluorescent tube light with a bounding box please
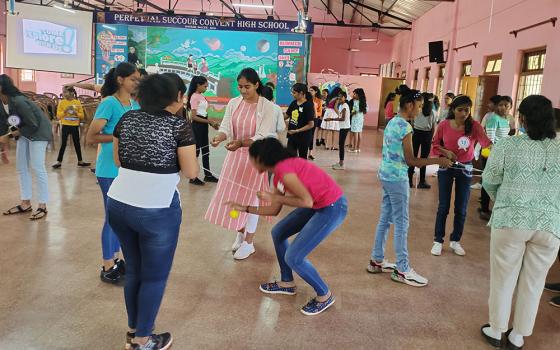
[53,4,75,13]
[232,3,274,9]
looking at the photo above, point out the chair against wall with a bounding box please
[81,101,99,149]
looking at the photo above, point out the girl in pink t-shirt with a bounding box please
[430,95,492,257]
[227,137,347,316]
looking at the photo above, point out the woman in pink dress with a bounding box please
[207,68,276,260]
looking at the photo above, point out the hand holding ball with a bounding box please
[481,148,491,158]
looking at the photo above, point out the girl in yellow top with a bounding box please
[52,87,90,168]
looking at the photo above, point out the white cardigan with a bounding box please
[219,96,277,141]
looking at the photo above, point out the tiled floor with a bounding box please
[1,130,558,349]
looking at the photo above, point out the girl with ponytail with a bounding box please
[86,62,140,284]
[367,85,451,288]
[206,67,277,260]
[430,95,492,257]
[227,137,348,316]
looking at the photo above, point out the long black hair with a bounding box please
[237,68,263,94]
[0,74,22,97]
[309,85,321,99]
[384,92,396,108]
[260,85,274,101]
[421,93,434,117]
[100,62,138,98]
[398,85,422,109]
[518,95,556,141]
[292,83,313,101]
[249,137,295,167]
[447,95,474,135]
[327,86,343,102]
[353,88,367,113]
[186,75,207,110]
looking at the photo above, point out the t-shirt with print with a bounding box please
[273,157,343,209]
[379,116,413,182]
[190,92,208,118]
[286,100,314,140]
[431,119,491,163]
[93,96,140,178]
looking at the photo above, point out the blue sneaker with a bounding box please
[259,281,296,295]
[300,295,336,316]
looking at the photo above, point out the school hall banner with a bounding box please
[96,12,314,34]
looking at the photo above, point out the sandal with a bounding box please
[30,207,48,220]
[3,205,32,215]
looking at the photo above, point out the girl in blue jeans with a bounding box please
[228,137,347,316]
[368,85,451,287]
[430,95,491,257]
[86,62,141,284]
[107,74,199,350]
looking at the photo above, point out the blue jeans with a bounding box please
[434,166,472,243]
[371,180,410,272]
[107,192,182,337]
[98,177,121,260]
[271,195,348,296]
[16,137,49,203]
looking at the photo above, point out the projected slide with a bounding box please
[22,19,77,55]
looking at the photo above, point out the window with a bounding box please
[413,69,419,89]
[516,48,546,114]
[422,67,430,92]
[401,70,406,79]
[462,61,472,77]
[436,65,445,101]
[485,55,502,74]
[20,69,35,82]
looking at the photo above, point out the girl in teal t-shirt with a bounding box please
[370,86,451,288]
[86,62,140,284]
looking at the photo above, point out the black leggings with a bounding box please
[192,121,211,177]
[57,125,82,162]
[408,129,433,183]
[339,128,350,162]
[288,135,309,159]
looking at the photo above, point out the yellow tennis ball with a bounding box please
[229,209,240,219]
[481,148,491,158]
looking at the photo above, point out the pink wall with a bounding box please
[390,0,560,107]
[309,27,394,76]
[307,72,382,128]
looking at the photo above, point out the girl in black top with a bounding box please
[285,83,315,159]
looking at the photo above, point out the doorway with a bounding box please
[378,78,405,129]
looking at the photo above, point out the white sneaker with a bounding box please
[366,259,396,273]
[332,163,345,170]
[391,268,428,287]
[431,242,443,256]
[231,232,245,252]
[450,241,466,256]
[233,241,255,260]
[470,183,483,190]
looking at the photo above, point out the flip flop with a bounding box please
[3,205,32,215]
[30,207,48,221]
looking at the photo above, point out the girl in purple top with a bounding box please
[227,137,348,316]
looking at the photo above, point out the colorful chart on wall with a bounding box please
[94,17,310,108]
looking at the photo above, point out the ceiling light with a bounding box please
[349,48,361,52]
[358,36,377,42]
[232,3,274,9]
[53,4,75,13]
